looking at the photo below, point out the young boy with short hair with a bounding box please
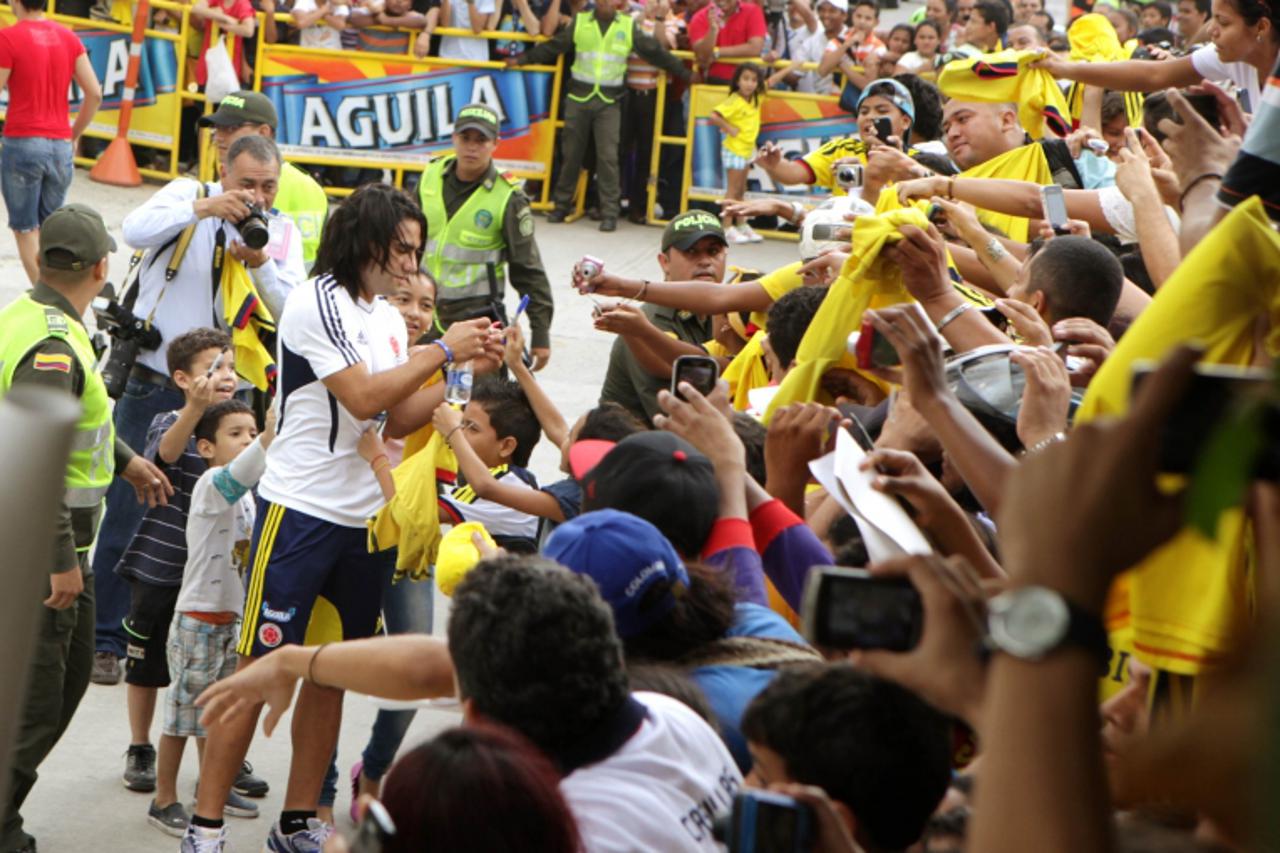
[148,400,275,837]
[430,373,544,551]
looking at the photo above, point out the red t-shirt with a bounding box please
[687,0,767,83]
[195,0,256,86]
[0,19,86,139]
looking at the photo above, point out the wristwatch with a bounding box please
[985,586,1109,673]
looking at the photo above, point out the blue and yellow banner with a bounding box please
[259,47,556,176]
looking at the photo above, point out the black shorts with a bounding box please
[123,580,180,688]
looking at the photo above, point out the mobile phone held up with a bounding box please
[717,790,815,853]
[1040,184,1070,236]
[349,800,396,853]
[1131,361,1279,480]
[671,354,720,401]
[872,116,895,146]
[801,566,923,651]
[850,318,901,370]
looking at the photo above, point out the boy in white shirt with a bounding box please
[289,0,349,50]
[148,400,275,837]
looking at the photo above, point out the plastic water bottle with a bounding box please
[444,361,474,406]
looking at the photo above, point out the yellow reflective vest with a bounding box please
[569,11,635,103]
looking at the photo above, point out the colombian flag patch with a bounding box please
[33,353,73,373]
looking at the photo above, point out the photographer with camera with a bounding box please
[0,204,172,853]
[86,135,303,688]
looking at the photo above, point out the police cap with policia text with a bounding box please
[40,204,117,271]
[661,210,727,253]
[454,103,501,141]
[199,91,279,130]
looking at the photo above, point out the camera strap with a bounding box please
[121,182,214,331]
[210,225,228,329]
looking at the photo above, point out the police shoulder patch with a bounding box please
[43,309,69,335]
[518,209,534,236]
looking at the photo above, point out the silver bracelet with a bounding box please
[788,200,806,223]
[1027,431,1067,454]
[935,302,971,332]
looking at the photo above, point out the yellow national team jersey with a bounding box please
[1067,13,1144,126]
[937,49,1072,139]
[715,92,763,159]
[958,142,1054,243]
[1076,196,1280,675]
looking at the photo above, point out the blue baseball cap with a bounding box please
[542,509,690,639]
[856,78,916,124]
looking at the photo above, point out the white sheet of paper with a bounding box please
[809,449,907,563]
[832,429,932,557]
[747,384,781,420]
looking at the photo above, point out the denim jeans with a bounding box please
[319,570,433,806]
[0,137,74,232]
[92,378,185,657]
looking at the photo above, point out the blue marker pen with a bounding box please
[513,294,531,322]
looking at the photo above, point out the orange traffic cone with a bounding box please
[89,136,142,188]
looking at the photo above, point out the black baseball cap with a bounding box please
[199,91,278,130]
[661,210,727,253]
[454,103,500,140]
[40,204,116,271]
[579,431,720,558]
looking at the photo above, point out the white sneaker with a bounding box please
[743,225,764,242]
[726,225,750,245]
[180,824,226,852]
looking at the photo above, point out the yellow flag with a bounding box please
[723,330,773,412]
[1077,197,1280,674]
[1067,13,1144,126]
[763,207,927,421]
[937,49,1072,139]
[220,257,278,392]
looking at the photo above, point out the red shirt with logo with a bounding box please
[687,0,767,84]
[0,19,86,139]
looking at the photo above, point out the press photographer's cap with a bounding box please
[40,204,117,271]
[199,91,278,130]
[455,103,501,140]
[662,210,727,252]
[543,509,690,639]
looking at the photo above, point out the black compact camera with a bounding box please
[801,566,923,652]
[237,204,271,250]
[92,283,162,399]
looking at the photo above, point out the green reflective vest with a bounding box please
[418,155,517,307]
[275,161,329,268]
[569,11,635,103]
[0,294,114,509]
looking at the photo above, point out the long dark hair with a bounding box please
[731,62,766,106]
[311,183,427,299]
[623,564,737,663]
[380,724,583,853]
[1228,0,1280,37]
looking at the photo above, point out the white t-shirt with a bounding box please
[258,275,408,528]
[1190,42,1261,114]
[1097,184,1182,244]
[439,0,497,62]
[176,438,267,615]
[440,466,540,542]
[560,692,743,853]
[292,0,349,50]
[794,26,841,94]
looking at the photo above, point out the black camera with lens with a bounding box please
[92,283,162,399]
[237,204,271,251]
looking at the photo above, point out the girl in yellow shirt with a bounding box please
[709,63,765,245]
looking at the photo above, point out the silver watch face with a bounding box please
[989,587,1069,660]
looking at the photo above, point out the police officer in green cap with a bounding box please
[418,102,555,370]
[598,209,730,423]
[0,204,173,853]
[508,0,690,232]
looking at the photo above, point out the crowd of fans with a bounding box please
[4,0,1280,849]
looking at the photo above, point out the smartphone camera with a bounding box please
[672,354,720,401]
[872,116,895,146]
[801,566,923,651]
[716,790,815,853]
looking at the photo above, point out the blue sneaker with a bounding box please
[263,818,333,852]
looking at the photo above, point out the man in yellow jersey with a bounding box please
[199,91,329,270]
[0,205,171,853]
[509,0,689,231]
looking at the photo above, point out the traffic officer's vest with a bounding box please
[274,161,328,267]
[418,155,517,312]
[0,294,114,509]
[569,11,635,103]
